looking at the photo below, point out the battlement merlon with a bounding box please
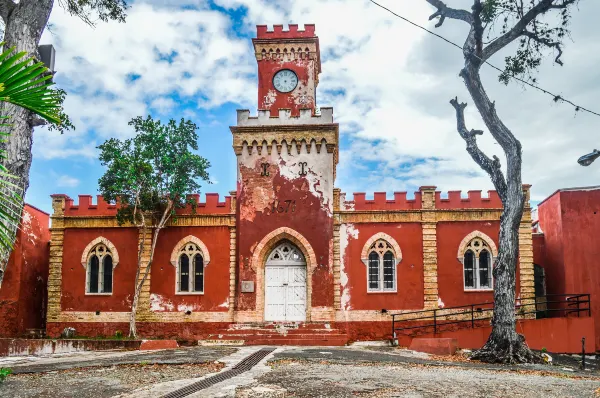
[236,108,334,126]
[253,24,321,73]
[336,187,530,211]
[256,24,316,39]
[50,193,232,217]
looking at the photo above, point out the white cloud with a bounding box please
[36,0,600,201]
[56,174,80,188]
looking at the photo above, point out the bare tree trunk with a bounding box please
[457,62,540,364]
[0,0,55,193]
[128,203,172,338]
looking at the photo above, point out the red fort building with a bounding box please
[43,24,539,345]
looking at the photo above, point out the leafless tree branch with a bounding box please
[450,97,508,202]
[426,0,473,27]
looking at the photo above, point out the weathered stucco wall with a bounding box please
[235,136,335,318]
[339,223,424,311]
[537,188,600,350]
[150,226,230,313]
[254,24,320,117]
[0,205,50,337]
[436,221,513,308]
[61,228,138,312]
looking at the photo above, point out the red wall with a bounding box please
[536,193,566,296]
[342,223,424,310]
[237,167,333,311]
[0,205,50,337]
[61,228,138,312]
[436,221,513,308]
[537,189,600,350]
[150,226,230,312]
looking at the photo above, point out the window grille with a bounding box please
[367,239,397,292]
[86,243,113,294]
[177,243,204,293]
[463,237,494,290]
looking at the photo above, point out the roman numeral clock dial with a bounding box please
[273,69,298,93]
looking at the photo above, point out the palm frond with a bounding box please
[0,44,63,285]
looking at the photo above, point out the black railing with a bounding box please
[391,294,591,339]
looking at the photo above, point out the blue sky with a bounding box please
[27,0,600,213]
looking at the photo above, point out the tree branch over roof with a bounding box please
[450,97,508,202]
[481,0,577,63]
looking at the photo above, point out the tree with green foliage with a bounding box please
[0,0,128,194]
[0,43,62,287]
[422,0,580,363]
[98,115,210,338]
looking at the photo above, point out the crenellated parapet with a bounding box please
[51,194,232,217]
[236,108,333,126]
[338,189,504,211]
[435,190,502,209]
[63,195,117,216]
[256,24,316,39]
[175,194,232,215]
[340,192,422,211]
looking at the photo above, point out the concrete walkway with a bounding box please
[1,345,599,397]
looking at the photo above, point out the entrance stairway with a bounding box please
[198,322,348,346]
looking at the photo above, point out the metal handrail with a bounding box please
[391,293,591,339]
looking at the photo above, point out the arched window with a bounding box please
[462,238,493,290]
[86,243,114,294]
[367,239,397,292]
[177,243,204,293]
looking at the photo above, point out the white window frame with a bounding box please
[176,243,205,295]
[462,238,495,292]
[366,240,397,293]
[85,244,114,296]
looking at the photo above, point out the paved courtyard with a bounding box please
[0,346,598,397]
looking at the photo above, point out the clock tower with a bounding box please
[231,24,339,323]
[253,24,321,117]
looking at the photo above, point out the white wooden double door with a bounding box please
[264,242,307,322]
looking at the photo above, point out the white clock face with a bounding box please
[273,69,298,93]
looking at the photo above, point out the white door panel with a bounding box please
[264,242,307,322]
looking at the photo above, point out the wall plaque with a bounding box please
[241,281,255,293]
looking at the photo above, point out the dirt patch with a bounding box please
[254,360,600,397]
[0,362,223,398]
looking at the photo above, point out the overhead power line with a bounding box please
[369,0,600,118]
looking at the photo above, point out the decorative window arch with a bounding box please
[457,231,497,291]
[361,233,402,293]
[170,236,210,295]
[266,241,306,265]
[81,237,119,295]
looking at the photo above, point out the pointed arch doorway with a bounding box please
[264,240,307,322]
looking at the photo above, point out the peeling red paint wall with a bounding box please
[255,25,319,117]
[150,226,230,312]
[536,189,600,350]
[61,228,138,312]
[340,223,424,310]
[237,158,334,310]
[436,221,517,308]
[0,205,50,337]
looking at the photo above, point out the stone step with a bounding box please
[208,333,347,340]
[199,335,348,347]
[227,322,335,330]
[217,328,342,335]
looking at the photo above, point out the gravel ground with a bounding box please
[0,362,224,398]
[243,360,600,398]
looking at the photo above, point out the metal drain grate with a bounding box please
[233,347,276,371]
[161,347,276,398]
